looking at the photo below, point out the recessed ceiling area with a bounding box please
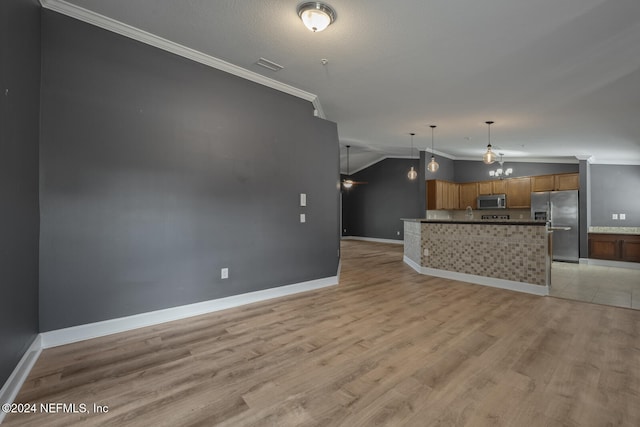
[51,0,640,172]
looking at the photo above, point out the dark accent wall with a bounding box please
[0,0,41,385]
[342,158,421,240]
[425,154,455,181]
[39,11,339,331]
[590,164,640,227]
[453,160,578,183]
[579,160,590,257]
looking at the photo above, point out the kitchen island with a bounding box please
[403,219,550,295]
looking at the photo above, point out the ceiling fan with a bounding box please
[342,145,367,189]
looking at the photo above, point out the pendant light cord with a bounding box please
[346,145,350,175]
[410,133,415,158]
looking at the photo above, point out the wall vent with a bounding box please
[256,57,284,72]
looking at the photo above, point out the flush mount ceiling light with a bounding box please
[408,133,418,180]
[427,125,439,173]
[297,2,337,32]
[482,121,497,165]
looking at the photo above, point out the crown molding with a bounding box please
[39,0,325,119]
[422,148,456,160]
[575,155,593,163]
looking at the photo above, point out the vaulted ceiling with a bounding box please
[51,0,640,172]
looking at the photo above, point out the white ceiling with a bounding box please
[58,0,640,172]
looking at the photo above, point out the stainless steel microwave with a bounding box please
[477,194,506,209]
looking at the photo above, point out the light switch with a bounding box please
[300,193,306,207]
[612,214,618,220]
[300,213,306,223]
[620,213,626,220]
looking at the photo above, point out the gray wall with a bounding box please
[453,160,578,183]
[342,158,422,240]
[579,160,590,257]
[424,153,455,181]
[39,11,340,331]
[590,164,640,227]
[0,0,41,385]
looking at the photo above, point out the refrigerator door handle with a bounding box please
[548,226,572,231]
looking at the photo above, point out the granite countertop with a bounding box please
[402,218,547,226]
[589,226,640,235]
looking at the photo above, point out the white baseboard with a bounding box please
[0,335,43,424]
[41,275,338,349]
[580,258,640,270]
[403,255,422,273]
[0,275,339,421]
[403,256,549,296]
[342,236,404,245]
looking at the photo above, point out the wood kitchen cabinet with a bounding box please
[427,180,459,210]
[589,234,640,263]
[429,172,577,211]
[506,177,531,208]
[478,180,506,195]
[458,182,478,209]
[492,180,506,195]
[478,181,492,195]
[531,173,579,192]
[555,173,579,190]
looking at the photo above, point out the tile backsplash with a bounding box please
[426,209,531,220]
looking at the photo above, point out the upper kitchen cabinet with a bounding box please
[555,173,580,190]
[492,180,506,195]
[427,180,459,210]
[478,181,492,195]
[459,182,478,209]
[506,177,531,208]
[531,173,579,192]
[478,180,506,195]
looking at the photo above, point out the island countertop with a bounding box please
[401,218,547,226]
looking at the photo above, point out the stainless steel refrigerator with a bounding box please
[531,190,579,262]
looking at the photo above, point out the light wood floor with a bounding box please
[5,241,640,426]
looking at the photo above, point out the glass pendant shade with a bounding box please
[297,2,336,32]
[343,145,353,188]
[428,125,439,173]
[483,145,497,164]
[427,156,439,172]
[483,121,497,164]
[408,166,418,180]
[407,132,418,180]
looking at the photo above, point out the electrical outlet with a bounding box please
[300,193,306,207]
[397,231,400,236]
[300,213,306,223]
[424,248,429,256]
[221,268,228,279]
[620,213,626,220]
[612,214,618,220]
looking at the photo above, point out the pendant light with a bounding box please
[483,121,497,164]
[407,133,418,180]
[343,145,353,188]
[427,125,439,173]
